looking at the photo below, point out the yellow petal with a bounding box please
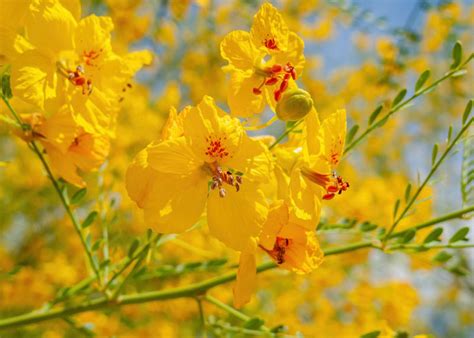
[69,132,110,172]
[281,229,324,274]
[161,106,188,140]
[70,89,116,136]
[142,170,208,233]
[304,106,322,156]
[26,0,76,54]
[0,0,29,29]
[38,106,77,153]
[95,50,152,99]
[233,252,257,308]
[220,30,260,71]
[11,49,57,110]
[259,200,289,250]
[207,184,266,251]
[288,169,321,230]
[184,96,243,163]
[126,147,160,208]
[321,108,346,168]
[226,133,272,182]
[146,137,203,175]
[250,3,289,53]
[44,143,85,187]
[227,72,265,118]
[272,32,305,75]
[75,15,113,58]
[60,0,82,21]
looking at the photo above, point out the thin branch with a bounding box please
[383,117,473,243]
[0,241,372,331]
[344,56,473,155]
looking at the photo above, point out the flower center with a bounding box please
[205,135,230,160]
[57,63,92,95]
[301,169,350,200]
[83,49,102,66]
[253,62,296,101]
[206,163,243,198]
[260,237,291,264]
[263,36,278,50]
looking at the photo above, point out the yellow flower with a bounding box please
[0,0,31,64]
[21,106,110,187]
[126,96,272,251]
[301,108,350,200]
[10,0,151,135]
[259,201,324,272]
[233,200,323,308]
[220,3,305,117]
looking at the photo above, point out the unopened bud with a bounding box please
[275,88,313,121]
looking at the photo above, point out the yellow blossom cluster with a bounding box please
[0,1,473,337]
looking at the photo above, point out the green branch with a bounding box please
[104,233,162,291]
[0,241,374,331]
[384,117,473,243]
[1,95,102,282]
[389,205,474,238]
[204,295,252,322]
[387,243,474,251]
[344,56,473,155]
[268,119,304,150]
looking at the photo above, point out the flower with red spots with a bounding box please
[302,108,350,200]
[220,3,305,117]
[126,96,273,252]
[10,0,151,136]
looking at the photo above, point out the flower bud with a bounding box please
[275,88,313,121]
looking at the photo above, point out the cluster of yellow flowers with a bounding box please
[124,3,350,307]
[1,0,151,186]
[2,1,472,336]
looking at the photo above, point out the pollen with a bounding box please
[205,136,230,160]
[83,49,103,66]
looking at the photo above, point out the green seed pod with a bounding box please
[275,89,313,121]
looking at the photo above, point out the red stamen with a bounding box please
[265,77,278,85]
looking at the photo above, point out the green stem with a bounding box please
[111,248,147,299]
[204,295,251,322]
[388,243,474,251]
[343,57,473,155]
[323,241,375,254]
[389,205,474,238]
[1,94,26,129]
[97,172,110,287]
[0,240,374,331]
[383,117,473,243]
[195,297,206,336]
[1,95,102,282]
[268,119,304,150]
[209,322,272,336]
[30,141,102,282]
[104,233,162,291]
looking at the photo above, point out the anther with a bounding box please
[219,188,226,198]
[265,77,278,86]
[274,90,282,102]
[271,64,282,73]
